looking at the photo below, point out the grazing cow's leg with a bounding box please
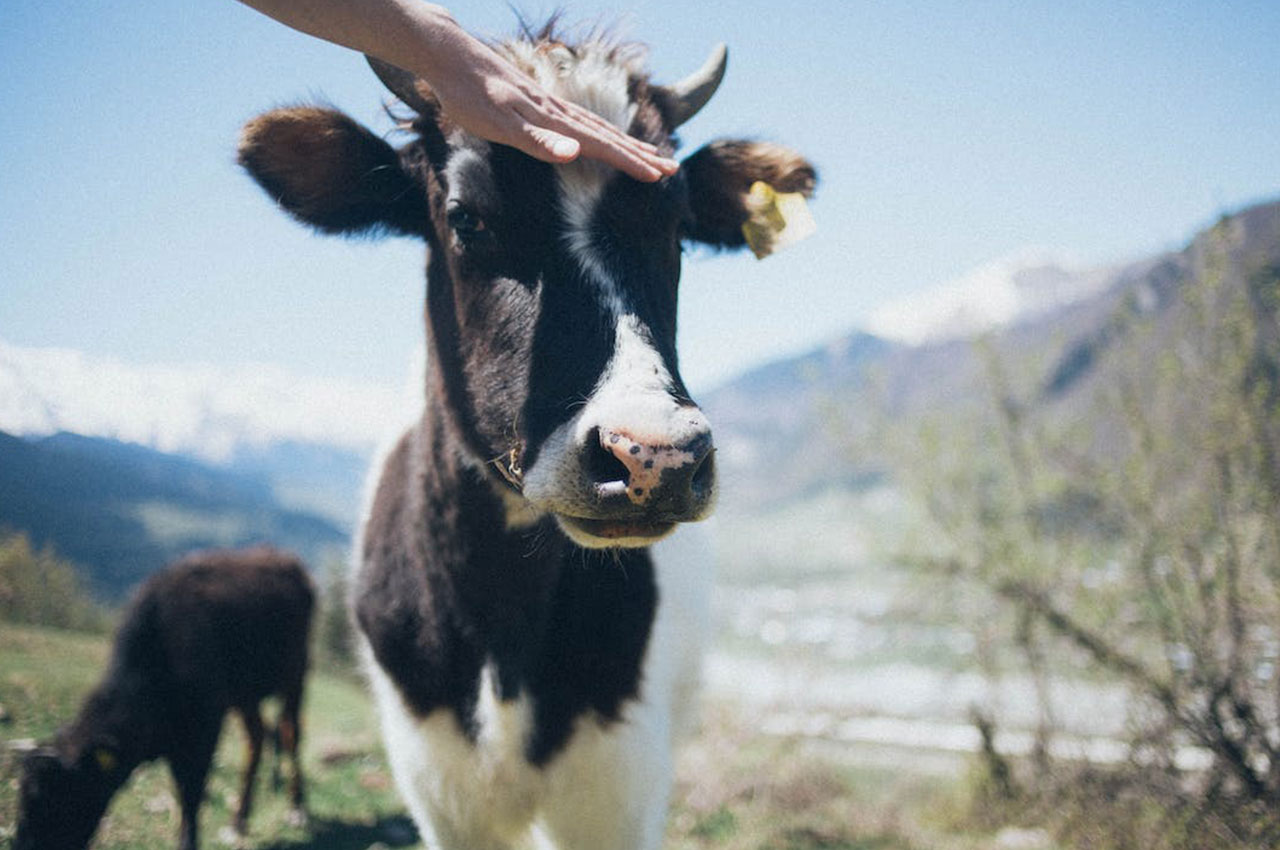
[233,706,265,835]
[169,711,222,850]
[268,719,284,791]
[280,682,307,821]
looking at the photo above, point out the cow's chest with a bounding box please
[368,657,639,847]
[412,663,543,827]
[357,509,660,761]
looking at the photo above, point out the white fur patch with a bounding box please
[500,39,640,309]
[575,315,690,445]
[521,313,711,522]
[364,653,541,849]
[358,544,711,850]
[501,40,636,139]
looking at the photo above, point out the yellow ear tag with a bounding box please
[94,748,117,773]
[741,181,817,259]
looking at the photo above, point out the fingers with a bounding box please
[556,100,679,176]
[515,100,678,182]
[524,126,581,163]
[430,39,680,181]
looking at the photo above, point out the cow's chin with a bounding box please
[555,515,678,549]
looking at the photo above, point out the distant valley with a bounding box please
[0,431,348,600]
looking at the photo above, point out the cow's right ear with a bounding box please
[238,106,428,238]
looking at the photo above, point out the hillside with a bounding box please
[704,198,1280,516]
[0,339,402,527]
[696,197,1280,592]
[0,431,348,600]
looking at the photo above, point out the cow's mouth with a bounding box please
[556,515,677,548]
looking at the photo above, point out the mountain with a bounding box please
[223,440,371,532]
[0,430,348,601]
[703,333,897,512]
[0,341,410,461]
[703,197,1280,527]
[5,197,1277,591]
[0,340,419,526]
[866,250,1119,346]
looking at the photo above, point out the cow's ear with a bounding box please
[682,140,816,250]
[238,106,428,238]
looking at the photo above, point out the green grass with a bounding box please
[0,622,980,850]
[667,704,976,850]
[0,623,411,850]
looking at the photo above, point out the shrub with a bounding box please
[0,531,106,632]
[897,220,1280,843]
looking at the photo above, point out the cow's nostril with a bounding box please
[690,447,716,500]
[585,427,630,489]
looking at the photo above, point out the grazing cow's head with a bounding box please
[15,740,121,850]
[238,28,815,548]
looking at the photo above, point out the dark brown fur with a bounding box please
[15,547,315,850]
[683,140,818,248]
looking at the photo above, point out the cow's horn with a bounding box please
[664,43,728,128]
[367,56,435,115]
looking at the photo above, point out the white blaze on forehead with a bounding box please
[521,311,709,520]
[574,314,691,447]
[442,145,490,207]
[500,39,642,307]
[502,41,636,131]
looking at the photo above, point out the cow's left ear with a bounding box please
[682,140,816,250]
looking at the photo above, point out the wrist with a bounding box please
[415,3,456,30]
[397,2,471,80]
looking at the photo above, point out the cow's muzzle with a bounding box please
[534,413,717,548]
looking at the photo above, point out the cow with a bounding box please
[14,547,314,850]
[236,22,815,850]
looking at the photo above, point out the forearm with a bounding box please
[236,0,679,180]
[235,0,467,80]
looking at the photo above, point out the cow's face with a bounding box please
[239,35,815,548]
[15,745,118,850]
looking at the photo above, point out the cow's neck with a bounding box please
[416,399,557,660]
[410,395,660,764]
[67,678,161,772]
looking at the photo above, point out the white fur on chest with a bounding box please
[360,548,710,850]
[366,661,541,847]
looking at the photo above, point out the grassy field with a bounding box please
[0,622,986,850]
[0,623,411,849]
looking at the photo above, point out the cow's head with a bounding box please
[14,739,122,850]
[238,29,815,548]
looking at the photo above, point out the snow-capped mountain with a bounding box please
[0,338,415,464]
[865,249,1119,346]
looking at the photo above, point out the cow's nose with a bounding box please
[589,424,716,518]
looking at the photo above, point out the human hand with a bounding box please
[418,22,679,182]
[236,1,676,181]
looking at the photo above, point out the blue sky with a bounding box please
[2,0,1279,393]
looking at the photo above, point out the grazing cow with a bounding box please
[14,547,314,850]
[237,22,815,850]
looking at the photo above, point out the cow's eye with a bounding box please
[446,201,488,246]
